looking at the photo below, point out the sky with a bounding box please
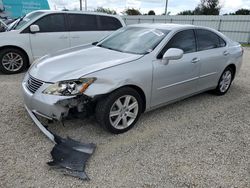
[48,0,250,15]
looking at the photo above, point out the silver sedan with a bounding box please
[22,24,243,138]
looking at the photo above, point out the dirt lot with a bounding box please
[1,48,250,188]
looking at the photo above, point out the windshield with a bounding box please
[97,27,170,55]
[8,11,44,30]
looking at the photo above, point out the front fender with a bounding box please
[0,33,33,63]
[83,57,153,110]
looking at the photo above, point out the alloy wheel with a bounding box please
[2,52,24,72]
[219,70,232,93]
[109,95,139,130]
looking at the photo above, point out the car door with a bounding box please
[151,29,200,107]
[29,14,70,59]
[68,14,106,47]
[194,29,229,91]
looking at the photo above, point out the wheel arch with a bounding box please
[0,45,30,66]
[226,64,236,80]
[112,84,146,112]
[96,84,147,113]
[124,85,146,113]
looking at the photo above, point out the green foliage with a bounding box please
[177,0,220,15]
[241,43,250,47]
[178,10,195,15]
[96,7,117,15]
[122,8,142,15]
[198,0,221,15]
[148,10,156,15]
[228,9,250,15]
[224,8,250,15]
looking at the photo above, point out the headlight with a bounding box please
[42,77,96,96]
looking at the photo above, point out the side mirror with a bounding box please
[162,48,184,64]
[92,41,98,45]
[30,24,40,33]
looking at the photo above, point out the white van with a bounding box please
[0,10,125,74]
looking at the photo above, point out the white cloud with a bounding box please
[220,0,250,13]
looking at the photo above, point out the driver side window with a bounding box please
[158,29,196,59]
[33,14,66,33]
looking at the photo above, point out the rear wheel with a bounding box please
[0,48,28,74]
[95,87,143,134]
[214,67,233,95]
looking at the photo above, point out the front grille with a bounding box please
[26,75,44,94]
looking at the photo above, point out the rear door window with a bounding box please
[33,14,66,32]
[68,14,98,31]
[97,16,122,31]
[196,29,226,51]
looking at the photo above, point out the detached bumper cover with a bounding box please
[25,105,55,142]
[25,105,96,180]
[48,135,96,180]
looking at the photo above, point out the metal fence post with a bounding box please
[138,18,140,24]
[218,19,222,31]
[192,19,194,25]
[248,32,250,44]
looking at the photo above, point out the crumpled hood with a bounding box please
[29,45,143,82]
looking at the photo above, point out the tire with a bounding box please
[213,67,234,95]
[95,87,143,134]
[0,48,28,74]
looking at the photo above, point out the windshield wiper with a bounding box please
[97,44,124,53]
[8,15,25,31]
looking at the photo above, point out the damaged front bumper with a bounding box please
[22,75,97,180]
[22,76,95,140]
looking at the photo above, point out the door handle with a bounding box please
[191,58,200,64]
[223,51,229,56]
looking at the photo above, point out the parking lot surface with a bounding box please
[1,48,250,188]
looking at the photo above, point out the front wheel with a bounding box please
[95,87,143,134]
[0,48,28,74]
[214,67,233,95]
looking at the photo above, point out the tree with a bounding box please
[96,7,117,15]
[177,0,220,15]
[177,10,195,15]
[196,0,221,15]
[148,10,156,15]
[122,8,142,15]
[235,8,250,15]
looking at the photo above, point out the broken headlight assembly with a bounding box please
[43,77,96,96]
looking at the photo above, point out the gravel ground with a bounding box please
[1,48,250,188]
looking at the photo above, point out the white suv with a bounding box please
[0,10,125,74]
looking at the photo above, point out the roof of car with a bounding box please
[129,23,197,31]
[33,10,120,17]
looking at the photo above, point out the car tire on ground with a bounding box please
[213,67,234,95]
[0,48,28,74]
[95,87,143,134]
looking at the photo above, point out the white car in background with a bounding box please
[0,10,125,74]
